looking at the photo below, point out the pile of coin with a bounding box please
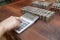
[52,3,60,9]
[32,1,51,8]
[21,6,55,22]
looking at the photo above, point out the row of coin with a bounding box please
[52,3,60,9]
[21,6,55,22]
[32,1,60,9]
[55,0,60,3]
[32,1,51,9]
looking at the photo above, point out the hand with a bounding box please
[0,16,20,31]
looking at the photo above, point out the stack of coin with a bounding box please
[32,1,51,8]
[32,1,40,7]
[21,6,55,22]
[52,3,60,9]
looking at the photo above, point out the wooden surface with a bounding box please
[0,1,60,40]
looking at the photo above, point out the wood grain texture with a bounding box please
[0,1,60,40]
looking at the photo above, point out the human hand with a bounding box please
[0,16,20,31]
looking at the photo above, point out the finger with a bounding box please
[10,16,21,21]
[8,16,21,29]
[14,16,22,22]
[15,20,20,29]
[15,17,20,20]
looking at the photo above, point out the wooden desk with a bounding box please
[0,2,60,40]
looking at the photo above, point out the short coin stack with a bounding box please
[52,3,60,9]
[32,1,51,8]
[21,6,55,22]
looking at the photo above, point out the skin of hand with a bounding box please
[0,16,20,37]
